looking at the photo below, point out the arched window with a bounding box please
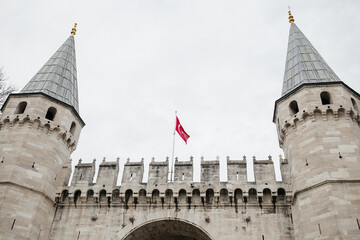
[178,189,187,204]
[86,189,94,202]
[220,189,229,203]
[14,101,27,114]
[192,189,201,204]
[45,107,57,121]
[277,188,286,202]
[289,100,299,115]
[248,188,257,203]
[74,190,81,204]
[320,91,332,105]
[69,122,76,135]
[351,98,359,111]
[112,189,120,202]
[152,189,160,204]
[99,190,107,203]
[139,189,147,204]
[165,189,173,204]
[61,190,69,203]
[206,189,214,204]
[234,189,243,204]
[262,188,272,204]
[125,189,133,204]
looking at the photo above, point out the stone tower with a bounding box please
[274,12,360,239]
[0,27,84,239]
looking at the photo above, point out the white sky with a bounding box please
[1,0,359,183]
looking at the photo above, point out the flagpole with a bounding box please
[170,111,177,182]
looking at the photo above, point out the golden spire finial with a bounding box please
[71,23,77,36]
[288,8,295,24]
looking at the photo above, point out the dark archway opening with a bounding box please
[122,219,213,240]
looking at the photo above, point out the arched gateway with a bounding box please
[122,218,214,240]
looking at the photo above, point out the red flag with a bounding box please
[175,116,190,144]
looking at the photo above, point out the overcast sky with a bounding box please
[1,0,360,183]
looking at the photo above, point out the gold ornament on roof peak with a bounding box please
[288,10,295,24]
[71,23,77,36]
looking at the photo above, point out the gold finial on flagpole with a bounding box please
[288,8,295,24]
[71,23,77,36]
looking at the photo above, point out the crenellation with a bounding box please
[121,158,144,186]
[96,158,119,188]
[4,16,360,240]
[71,159,95,186]
[147,158,169,187]
[174,157,193,182]
[201,159,219,182]
[253,157,277,191]
[279,155,291,185]
[227,158,247,184]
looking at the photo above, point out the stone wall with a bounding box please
[49,156,293,239]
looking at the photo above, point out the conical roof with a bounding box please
[20,35,79,113]
[282,23,340,96]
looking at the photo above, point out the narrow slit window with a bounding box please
[289,100,299,115]
[351,98,359,111]
[182,173,185,181]
[69,122,76,135]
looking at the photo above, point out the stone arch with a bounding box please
[121,218,215,240]
[151,189,160,204]
[14,101,27,114]
[45,107,57,121]
[289,100,299,115]
[338,108,346,119]
[277,188,286,202]
[219,188,229,203]
[112,189,120,202]
[99,189,107,203]
[86,189,94,202]
[320,91,332,105]
[205,189,214,204]
[262,188,272,204]
[69,121,76,135]
[326,108,334,120]
[351,98,359,111]
[192,189,201,204]
[234,188,243,203]
[74,190,81,204]
[178,189,187,204]
[125,189,133,204]
[165,189,173,204]
[138,189,147,204]
[314,109,322,121]
[61,190,69,203]
[248,188,257,203]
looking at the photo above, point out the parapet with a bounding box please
[227,156,247,183]
[121,158,144,186]
[59,155,292,208]
[174,157,193,182]
[147,157,169,187]
[71,159,95,187]
[201,158,219,182]
[253,156,276,187]
[96,158,119,188]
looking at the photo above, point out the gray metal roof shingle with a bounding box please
[20,35,79,113]
[282,23,340,96]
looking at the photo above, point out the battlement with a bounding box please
[56,155,292,208]
[0,114,78,151]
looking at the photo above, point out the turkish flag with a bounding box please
[175,117,190,144]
